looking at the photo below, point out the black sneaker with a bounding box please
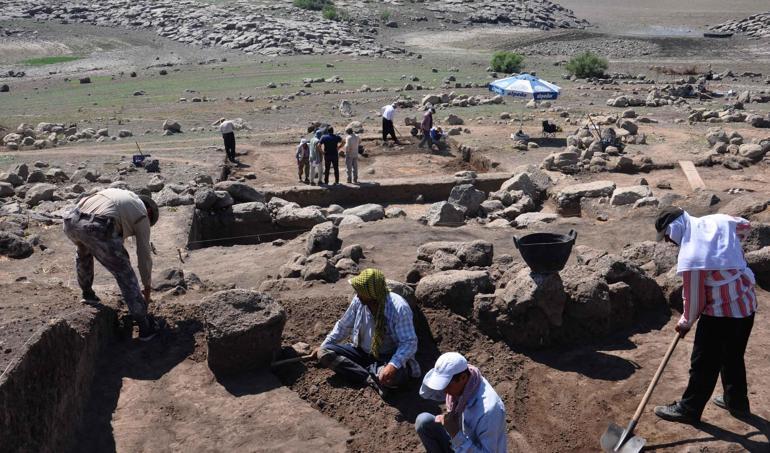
[138,316,166,342]
[713,395,751,418]
[80,291,101,306]
[654,402,699,424]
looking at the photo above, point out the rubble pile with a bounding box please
[710,12,770,38]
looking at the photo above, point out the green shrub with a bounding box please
[293,0,331,11]
[322,4,348,21]
[565,51,608,78]
[490,51,525,74]
[380,10,391,21]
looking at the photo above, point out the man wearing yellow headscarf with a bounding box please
[315,268,420,397]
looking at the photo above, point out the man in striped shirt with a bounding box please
[653,207,757,423]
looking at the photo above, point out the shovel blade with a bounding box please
[600,423,646,453]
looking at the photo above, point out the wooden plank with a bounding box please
[678,160,706,191]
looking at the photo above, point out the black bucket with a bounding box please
[513,229,577,274]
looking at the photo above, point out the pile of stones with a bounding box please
[700,128,770,170]
[543,124,653,175]
[2,122,132,150]
[710,12,770,38]
[688,106,770,128]
[429,0,588,29]
[6,0,403,57]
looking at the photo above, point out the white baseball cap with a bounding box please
[421,352,468,392]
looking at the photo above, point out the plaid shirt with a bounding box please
[678,221,757,329]
[322,293,420,376]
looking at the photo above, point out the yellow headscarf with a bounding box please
[349,268,388,359]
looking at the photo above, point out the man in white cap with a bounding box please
[415,352,507,452]
[295,137,310,183]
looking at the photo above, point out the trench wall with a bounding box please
[0,306,116,453]
[260,173,512,206]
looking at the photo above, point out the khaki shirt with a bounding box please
[77,188,152,288]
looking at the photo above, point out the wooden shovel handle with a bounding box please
[631,333,680,423]
[270,354,314,368]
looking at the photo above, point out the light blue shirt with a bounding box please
[451,377,507,453]
[322,292,420,376]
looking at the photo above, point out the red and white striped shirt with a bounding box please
[679,268,758,328]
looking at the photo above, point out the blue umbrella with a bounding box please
[489,73,561,100]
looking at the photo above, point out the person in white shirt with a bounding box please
[381,103,399,144]
[219,119,236,163]
[416,352,507,453]
[308,130,324,185]
[343,127,360,184]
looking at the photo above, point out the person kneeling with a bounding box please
[314,268,419,397]
[415,352,507,452]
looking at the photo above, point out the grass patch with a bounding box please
[294,0,332,11]
[22,55,82,66]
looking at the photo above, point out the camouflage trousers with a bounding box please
[63,209,148,324]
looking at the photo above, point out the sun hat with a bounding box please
[422,352,468,391]
[655,206,684,241]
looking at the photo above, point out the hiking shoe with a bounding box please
[654,402,698,424]
[81,291,101,306]
[366,374,390,400]
[138,316,166,342]
[713,395,751,418]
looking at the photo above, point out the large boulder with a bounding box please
[152,268,186,291]
[746,247,770,289]
[301,252,340,282]
[0,182,15,198]
[0,231,33,259]
[25,183,56,206]
[162,120,182,133]
[542,150,580,174]
[274,205,326,228]
[202,290,286,376]
[417,240,494,268]
[738,144,767,161]
[499,168,551,204]
[556,180,616,215]
[341,203,385,222]
[70,169,99,184]
[621,241,678,276]
[306,221,341,255]
[213,181,265,203]
[232,202,271,223]
[425,201,465,227]
[610,185,653,206]
[719,195,768,219]
[156,187,194,207]
[448,184,486,217]
[416,270,493,316]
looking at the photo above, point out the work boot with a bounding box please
[654,402,698,424]
[81,290,101,306]
[713,395,751,418]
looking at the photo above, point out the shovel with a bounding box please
[600,333,680,453]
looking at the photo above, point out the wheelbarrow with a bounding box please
[132,141,150,167]
[600,333,681,452]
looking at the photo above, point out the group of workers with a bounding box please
[219,103,446,187]
[296,125,361,185]
[63,169,757,451]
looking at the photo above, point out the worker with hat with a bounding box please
[313,268,419,398]
[63,188,164,341]
[415,352,507,452]
[296,137,311,184]
[653,207,757,423]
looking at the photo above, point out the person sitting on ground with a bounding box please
[308,130,323,186]
[319,126,343,185]
[653,207,758,423]
[63,188,164,341]
[343,127,360,184]
[429,126,444,150]
[415,352,507,452]
[314,268,420,397]
[418,107,435,149]
[296,138,310,184]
